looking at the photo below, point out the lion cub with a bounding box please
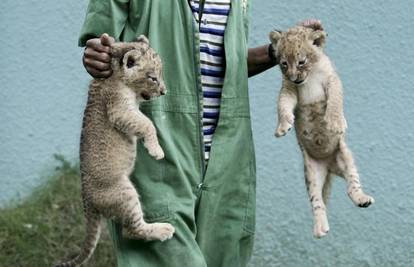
[55,34,174,267]
[269,26,374,238]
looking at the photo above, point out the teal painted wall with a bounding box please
[0,0,89,202]
[1,1,413,266]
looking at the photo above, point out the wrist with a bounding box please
[268,44,277,63]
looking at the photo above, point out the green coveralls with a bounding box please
[79,1,256,266]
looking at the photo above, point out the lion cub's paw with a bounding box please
[147,145,165,160]
[122,222,175,241]
[351,192,375,208]
[275,122,293,137]
[148,223,175,241]
[313,215,330,239]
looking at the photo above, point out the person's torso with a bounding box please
[188,0,231,160]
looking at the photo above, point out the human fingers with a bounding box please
[84,64,112,79]
[86,37,111,53]
[83,55,111,71]
[100,33,115,47]
[84,48,112,63]
[299,19,324,31]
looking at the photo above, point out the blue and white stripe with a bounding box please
[189,0,231,160]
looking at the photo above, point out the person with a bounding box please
[79,1,321,266]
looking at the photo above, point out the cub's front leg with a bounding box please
[275,84,297,137]
[106,90,164,160]
[137,115,164,160]
[323,75,347,133]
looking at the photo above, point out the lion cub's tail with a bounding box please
[53,213,102,267]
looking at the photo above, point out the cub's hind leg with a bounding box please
[98,177,175,241]
[114,178,175,241]
[303,150,330,238]
[332,138,374,208]
[322,173,333,205]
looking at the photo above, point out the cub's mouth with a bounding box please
[293,76,308,85]
[140,92,151,100]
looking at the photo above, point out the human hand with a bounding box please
[83,33,115,78]
[298,19,324,31]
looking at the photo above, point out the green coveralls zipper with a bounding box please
[191,0,207,192]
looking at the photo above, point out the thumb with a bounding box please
[100,33,115,47]
[299,19,323,31]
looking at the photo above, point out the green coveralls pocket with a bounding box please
[132,106,174,223]
[243,130,257,235]
[142,201,172,223]
[243,173,256,234]
[206,114,256,237]
[130,149,172,224]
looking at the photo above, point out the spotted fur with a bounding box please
[269,26,374,238]
[54,35,174,267]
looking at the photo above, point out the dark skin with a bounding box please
[83,19,323,79]
[247,44,277,77]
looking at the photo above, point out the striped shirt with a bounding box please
[189,0,231,160]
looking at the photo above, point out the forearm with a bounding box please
[106,91,151,136]
[247,44,277,77]
[278,86,297,120]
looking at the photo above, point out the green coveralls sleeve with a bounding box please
[78,0,129,46]
[79,1,256,266]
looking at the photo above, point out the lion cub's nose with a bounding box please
[160,84,166,95]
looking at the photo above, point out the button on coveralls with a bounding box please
[79,1,256,266]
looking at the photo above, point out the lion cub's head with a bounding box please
[108,35,166,101]
[269,26,326,85]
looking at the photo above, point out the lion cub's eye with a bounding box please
[126,58,135,68]
[280,60,288,68]
[298,58,307,67]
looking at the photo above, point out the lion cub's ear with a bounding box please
[309,30,326,48]
[135,35,150,44]
[269,30,282,44]
[111,44,134,61]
